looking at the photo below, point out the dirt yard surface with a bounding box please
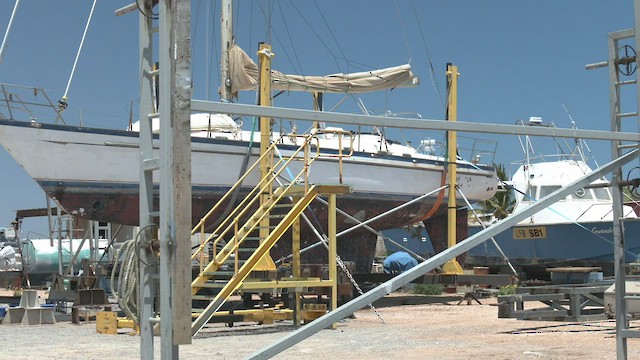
[1,293,639,359]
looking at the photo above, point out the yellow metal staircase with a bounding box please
[191,184,350,334]
[189,132,352,335]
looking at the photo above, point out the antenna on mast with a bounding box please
[562,103,598,167]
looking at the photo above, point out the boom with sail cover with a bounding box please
[227,44,419,98]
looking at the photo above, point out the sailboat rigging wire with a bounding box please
[246,0,254,55]
[193,1,203,94]
[194,0,217,101]
[254,1,299,77]
[328,94,350,112]
[266,0,273,45]
[276,1,303,75]
[204,117,258,233]
[394,0,413,65]
[212,0,220,99]
[265,187,387,323]
[232,0,239,35]
[457,186,519,278]
[0,0,20,64]
[315,196,428,261]
[60,0,97,111]
[286,0,343,73]
[286,185,448,262]
[341,185,448,238]
[411,0,444,109]
[313,0,349,73]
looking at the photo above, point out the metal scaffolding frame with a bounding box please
[606,2,640,357]
[137,1,192,359]
[191,100,640,142]
[131,1,640,358]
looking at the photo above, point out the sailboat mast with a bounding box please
[220,0,233,101]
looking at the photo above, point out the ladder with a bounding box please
[190,132,351,336]
[599,25,640,359]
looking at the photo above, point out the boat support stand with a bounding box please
[248,147,640,359]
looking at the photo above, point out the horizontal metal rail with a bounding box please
[192,100,640,143]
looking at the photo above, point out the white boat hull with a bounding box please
[0,119,497,229]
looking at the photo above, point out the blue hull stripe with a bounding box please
[466,220,640,263]
[0,119,494,172]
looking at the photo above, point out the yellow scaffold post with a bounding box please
[255,42,277,271]
[442,63,464,275]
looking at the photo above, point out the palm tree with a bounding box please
[480,163,514,220]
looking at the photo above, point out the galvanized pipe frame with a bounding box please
[138,2,640,358]
[137,1,157,358]
[248,148,640,360]
[611,27,628,360]
[192,100,640,143]
[607,15,640,360]
[137,0,192,359]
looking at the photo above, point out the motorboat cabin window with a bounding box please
[539,185,562,199]
[571,188,593,200]
[593,187,611,201]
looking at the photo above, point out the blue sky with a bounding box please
[0,0,635,234]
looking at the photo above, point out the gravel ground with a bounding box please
[2,293,640,359]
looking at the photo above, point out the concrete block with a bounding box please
[604,281,640,316]
[19,290,38,308]
[21,308,56,325]
[2,307,25,324]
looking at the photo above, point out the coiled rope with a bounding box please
[110,239,139,323]
[110,231,159,324]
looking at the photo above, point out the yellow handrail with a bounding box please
[191,133,317,262]
[191,128,355,271]
[190,134,286,236]
[313,129,355,184]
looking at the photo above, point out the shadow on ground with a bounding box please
[372,294,466,307]
[502,321,625,335]
[195,323,296,339]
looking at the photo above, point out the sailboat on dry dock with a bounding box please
[0,3,498,272]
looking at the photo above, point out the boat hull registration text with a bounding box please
[513,226,547,240]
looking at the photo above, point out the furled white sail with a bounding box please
[228,44,419,98]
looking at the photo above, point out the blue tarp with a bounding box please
[383,251,418,274]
